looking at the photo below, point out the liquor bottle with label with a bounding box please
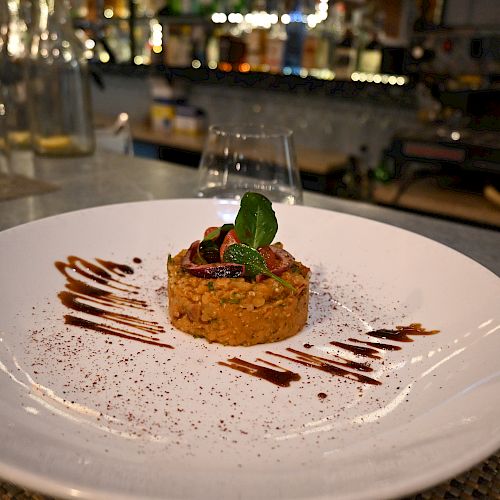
[27,0,94,156]
[217,18,246,70]
[332,27,357,80]
[164,25,193,67]
[206,27,221,67]
[357,31,382,74]
[314,20,330,71]
[316,1,345,73]
[264,11,286,73]
[245,27,266,71]
[301,22,319,71]
[0,0,31,149]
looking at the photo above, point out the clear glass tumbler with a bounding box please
[0,100,11,176]
[197,123,303,205]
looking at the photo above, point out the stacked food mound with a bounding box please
[167,193,310,346]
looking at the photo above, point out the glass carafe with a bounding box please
[27,0,94,156]
[0,0,31,150]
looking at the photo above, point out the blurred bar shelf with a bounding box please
[373,178,500,229]
[90,62,416,104]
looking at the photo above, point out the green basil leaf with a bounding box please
[223,243,295,291]
[234,192,277,249]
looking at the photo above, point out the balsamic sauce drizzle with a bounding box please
[330,341,382,360]
[364,324,440,342]
[55,256,172,348]
[347,338,402,352]
[266,348,381,386]
[218,357,300,387]
[219,324,439,387]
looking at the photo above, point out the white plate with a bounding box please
[0,199,499,500]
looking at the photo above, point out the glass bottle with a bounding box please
[301,22,320,71]
[264,12,286,73]
[332,27,357,80]
[357,31,382,74]
[0,0,31,149]
[0,100,9,175]
[27,0,94,156]
[283,0,305,75]
[318,1,346,73]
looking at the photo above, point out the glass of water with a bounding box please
[197,123,303,205]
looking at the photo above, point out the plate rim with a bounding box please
[0,198,499,499]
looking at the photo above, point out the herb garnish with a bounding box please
[234,192,277,248]
[222,192,295,291]
[223,243,295,291]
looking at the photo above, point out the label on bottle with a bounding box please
[315,38,330,70]
[265,38,285,72]
[333,47,356,79]
[302,35,318,70]
[358,49,382,74]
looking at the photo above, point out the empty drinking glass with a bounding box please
[0,101,10,176]
[197,123,303,204]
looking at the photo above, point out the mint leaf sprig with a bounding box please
[223,244,296,292]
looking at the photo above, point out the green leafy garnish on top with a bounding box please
[186,192,296,291]
[228,192,295,291]
[234,192,277,249]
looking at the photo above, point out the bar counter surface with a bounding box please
[0,151,498,499]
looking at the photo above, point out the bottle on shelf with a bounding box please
[218,20,245,70]
[264,6,286,73]
[219,33,246,70]
[357,30,382,74]
[315,0,345,74]
[332,27,356,80]
[301,21,319,71]
[314,17,330,72]
[283,0,305,74]
[0,0,31,150]
[245,26,266,71]
[191,24,207,65]
[164,24,193,67]
[206,26,221,68]
[27,0,95,156]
